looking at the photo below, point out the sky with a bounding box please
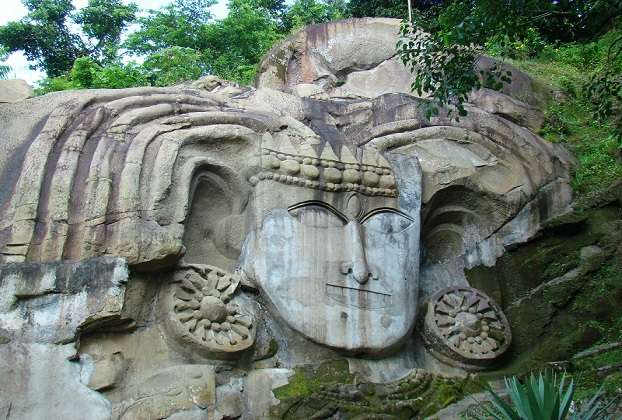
[0,0,229,84]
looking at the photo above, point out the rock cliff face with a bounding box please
[0,18,589,419]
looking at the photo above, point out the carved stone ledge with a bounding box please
[161,264,256,355]
[422,286,511,368]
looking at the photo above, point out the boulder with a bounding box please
[0,79,34,103]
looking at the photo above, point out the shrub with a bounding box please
[474,370,613,420]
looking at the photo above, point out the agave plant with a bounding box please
[475,370,612,420]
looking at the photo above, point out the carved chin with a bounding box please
[325,283,392,309]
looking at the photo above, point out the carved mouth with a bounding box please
[325,283,392,309]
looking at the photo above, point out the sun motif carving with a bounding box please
[422,286,511,367]
[164,264,255,354]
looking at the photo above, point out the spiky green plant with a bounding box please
[475,370,612,420]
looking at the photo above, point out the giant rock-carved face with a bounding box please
[243,143,422,353]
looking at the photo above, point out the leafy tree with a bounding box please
[69,56,100,87]
[142,46,207,86]
[34,74,79,95]
[346,0,408,19]
[397,0,622,118]
[0,0,137,77]
[346,0,445,19]
[91,62,151,88]
[203,0,283,84]
[74,0,139,62]
[0,47,11,79]
[0,0,83,77]
[125,0,283,85]
[123,0,215,55]
[585,31,622,141]
[284,0,347,30]
[56,56,150,90]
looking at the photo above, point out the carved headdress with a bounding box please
[250,136,398,197]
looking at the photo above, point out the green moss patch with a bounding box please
[271,363,486,419]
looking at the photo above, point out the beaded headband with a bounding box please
[249,138,397,197]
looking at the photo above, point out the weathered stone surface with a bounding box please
[466,201,622,372]
[292,83,329,99]
[244,145,421,353]
[160,264,256,356]
[0,257,128,343]
[0,343,111,419]
[257,18,403,94]
[468,88,545,131]
[422,286,511,368]
[331,56,413,99]
[0,79,33,103]
[0,17,581,420]
[257,18,550,111]
[86,352,125,391]
[112,365,215,419]
[214,376,244,419]
[245,368,294,418]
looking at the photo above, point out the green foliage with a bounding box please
[346,0,411,19]
[0,0,82,77]
[584,36,622,140]
[397,0,622,118]
[0,46,11,79]
[74,0,138,62]
[69,56,100,87]
[509,26,622,196]
[479,371,574,420]
[202,0,283,84]
[68,56,136,89]
[36,56,150,93]
[284,0,347,30]
[477,371,612,420]
[89,62,151,89]
[0,0,137,76]
[123,0,283,85]
[486,28,547,60]
[142,46,207,86]
[34,75,79,95]
[397,24,485,118]
[123,0,215,56]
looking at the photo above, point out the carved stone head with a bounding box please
[241,137,422,353]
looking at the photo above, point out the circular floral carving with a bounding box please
[164,265,255,354]
[422,286,511,367]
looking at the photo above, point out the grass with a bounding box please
[505,30,622,199]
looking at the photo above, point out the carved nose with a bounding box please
[347,221,369,284]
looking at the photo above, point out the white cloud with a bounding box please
[1,0,229,84]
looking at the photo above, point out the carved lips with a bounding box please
[325,283,392,309]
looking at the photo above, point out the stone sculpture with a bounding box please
[0,18,575,419]
[244,141,421,352]
[422,286,512,367]
[162,264,255,355]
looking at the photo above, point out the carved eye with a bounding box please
[288,202,347,228]
[362,209,414,234]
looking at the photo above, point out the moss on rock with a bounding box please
[270,362,486,419]
[467,189,622,403]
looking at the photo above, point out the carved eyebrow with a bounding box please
[360,207,414,224]
[288,200,349,223]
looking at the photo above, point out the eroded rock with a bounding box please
[0,17,582,420]
[0,79,33,103]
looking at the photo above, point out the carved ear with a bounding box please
[0,89,279,269]
[183,167,249,271]
[421,186,513,263]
